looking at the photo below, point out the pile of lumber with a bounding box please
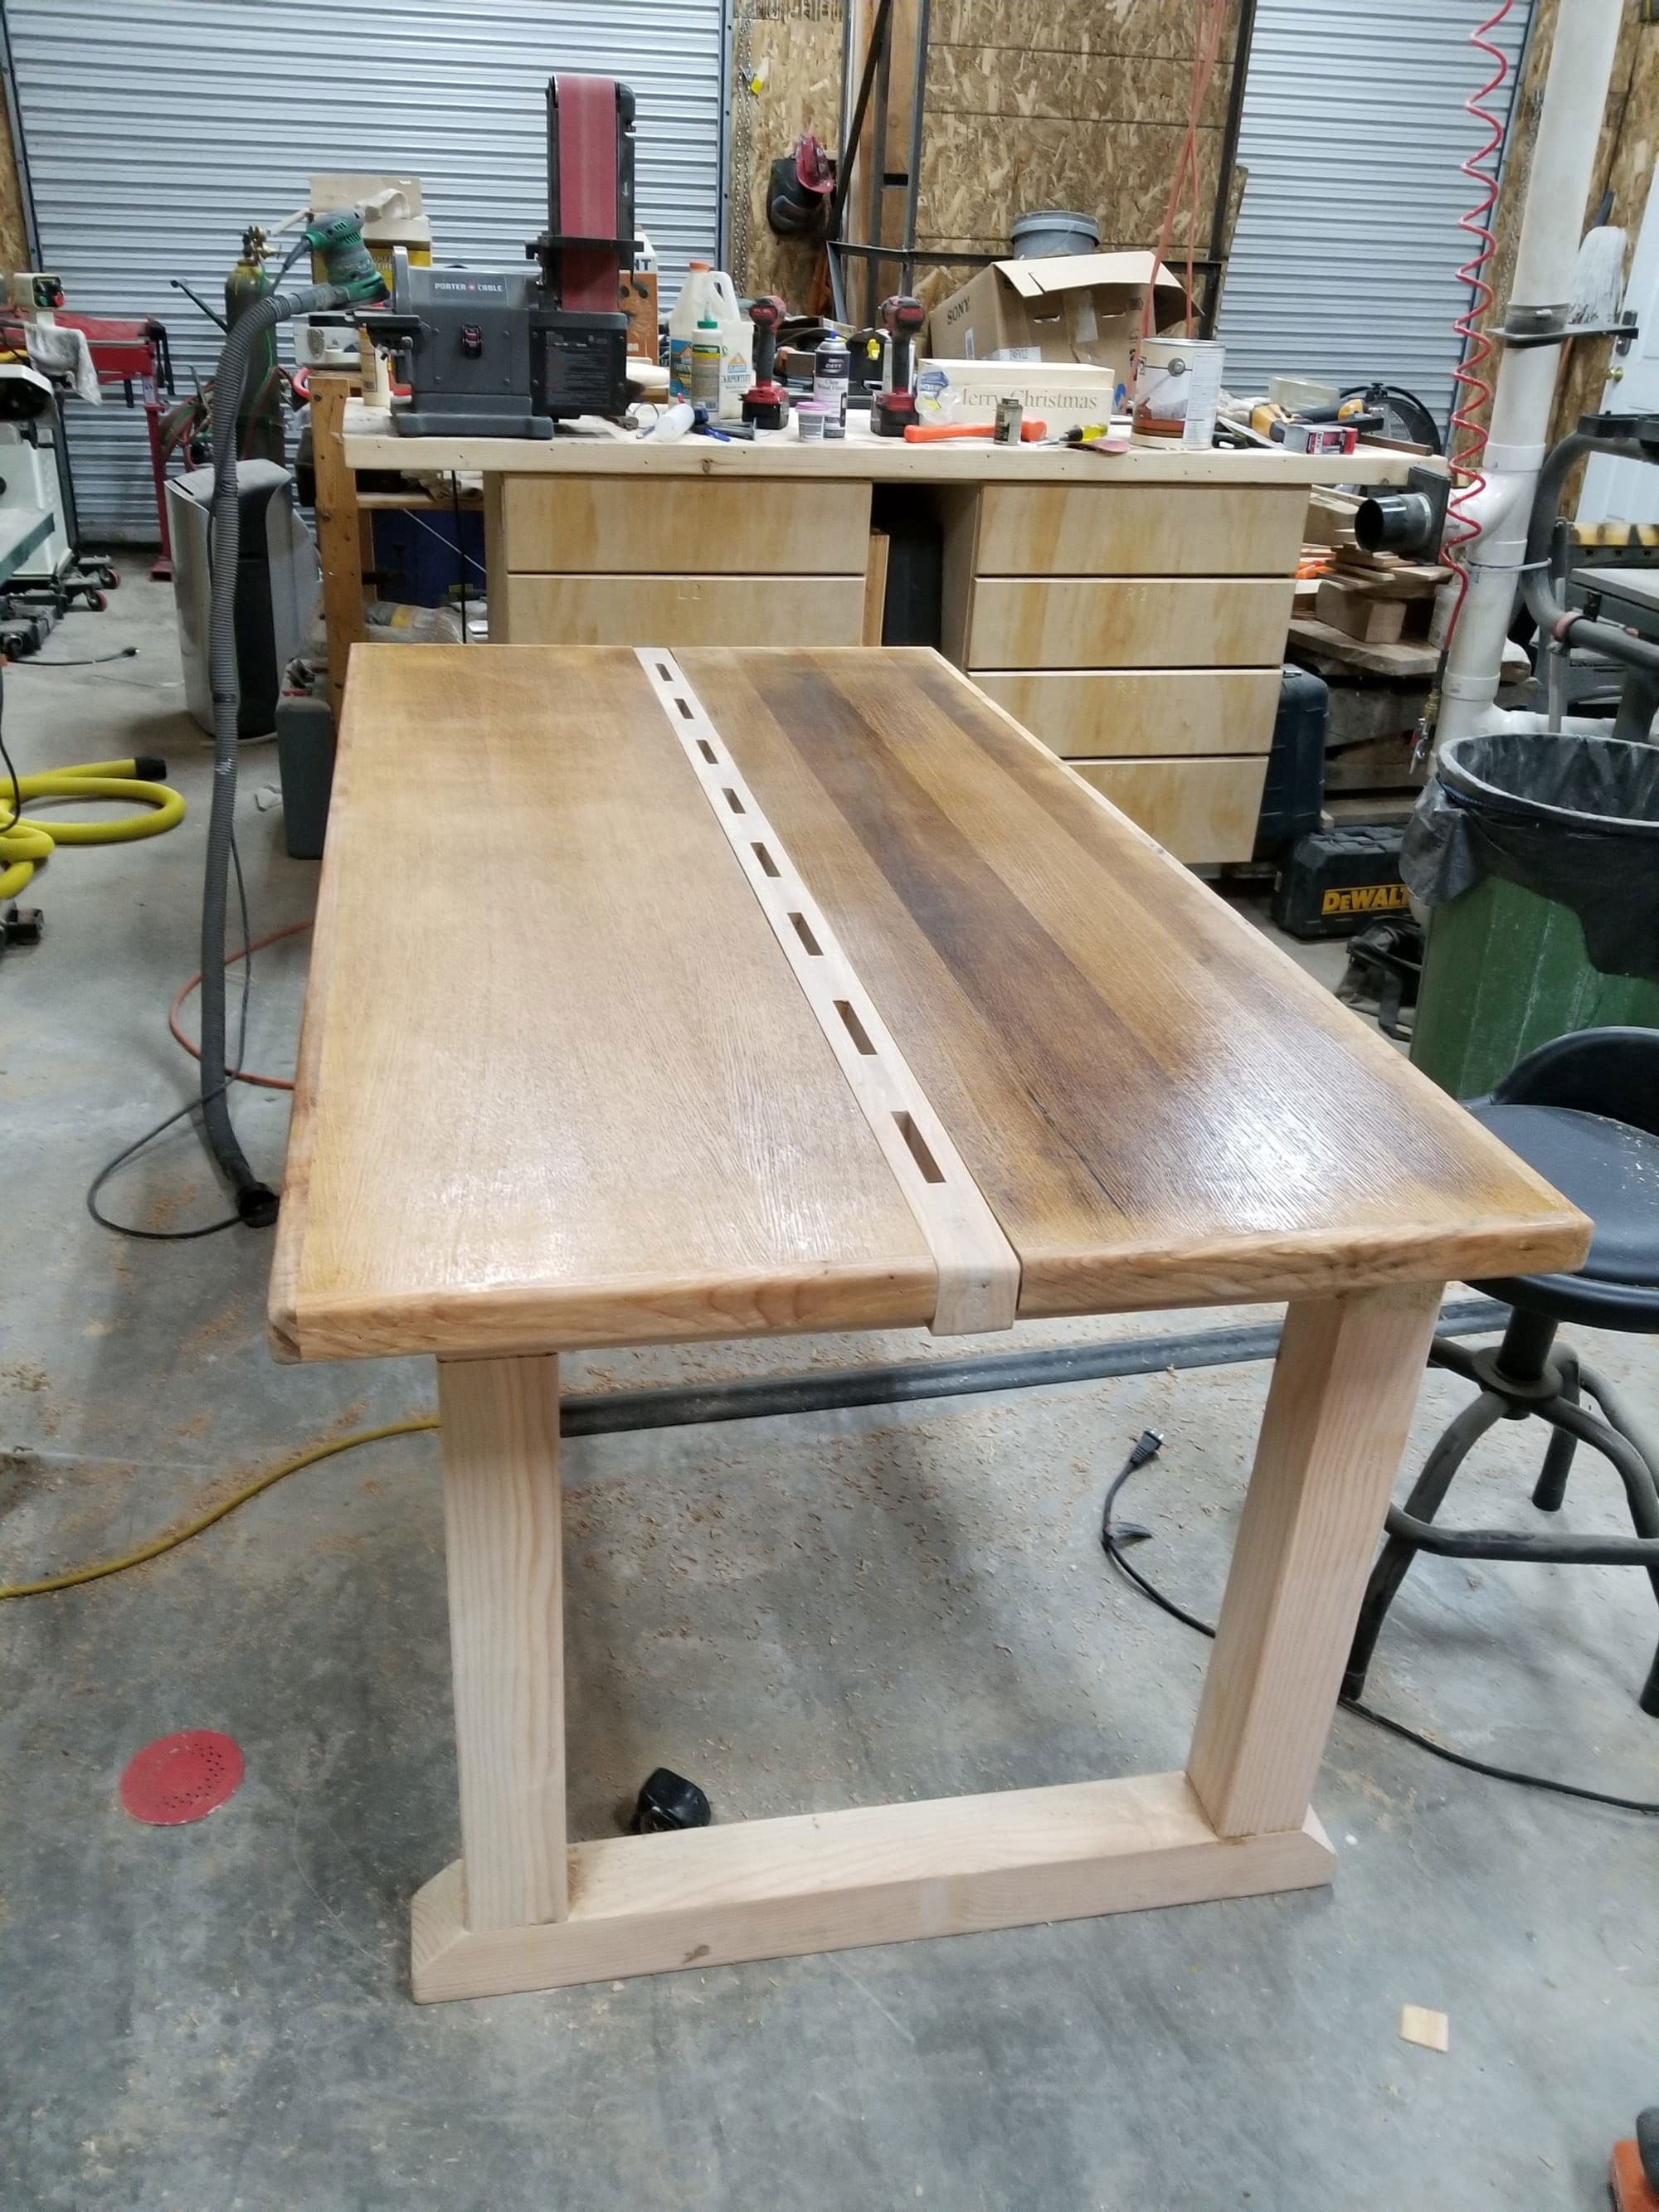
[1311,547,1450,645]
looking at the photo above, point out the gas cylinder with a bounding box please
[225,227,285,465]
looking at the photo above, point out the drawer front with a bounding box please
[1070,755,1268,864]
[972,668,1281,760]
[974,485,1308,577]
[498,572,866,647]
[499,477,873,574]
[966,576,1295,669]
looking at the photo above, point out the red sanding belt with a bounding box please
[557,75,620,314]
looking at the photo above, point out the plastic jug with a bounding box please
[669,260,751,415]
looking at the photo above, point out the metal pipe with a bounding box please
[555,1297,1509,1439]
[1438,0,1625,752]
[899,0,932,299]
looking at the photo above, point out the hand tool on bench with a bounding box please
[741,296,791,430]
[872,294,927,436]
[903,418,1048,444]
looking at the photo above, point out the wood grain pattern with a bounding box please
[499,573,866,649]
[437,1354,567,1931]
[971,668,1281,759]
[676,648,1588,1319]
[1068,754,1269,863]
[271,646,935,1362]
[639,649,1019,1335]
[1187,1285,1443,1837]
[971,485,1310,578]
[965,576,1297,668]
[499,478,873,576]
[863,527,890,646]
[312,375,367,712]
[343,403,1418,488]
[410,1770,1332,2001]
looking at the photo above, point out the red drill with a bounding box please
[741,294,790,429]
[873,294,927,437]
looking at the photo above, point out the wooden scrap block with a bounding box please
[1315,580,1408,644]
[1399,2004,1450,2053]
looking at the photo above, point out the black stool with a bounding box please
[1344,1027,1659,1717]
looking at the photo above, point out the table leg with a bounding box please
[310,372,367,716]
[1187,1282,1443,1840]
[411,1285,1442,2003]
[433,1353,567,1933]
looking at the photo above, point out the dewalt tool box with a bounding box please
[1272,824,1408,939]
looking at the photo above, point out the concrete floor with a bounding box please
[3,574,1658,2212]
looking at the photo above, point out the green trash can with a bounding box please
[1404,730,1659,1096]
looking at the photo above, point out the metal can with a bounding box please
[812,333,850,427]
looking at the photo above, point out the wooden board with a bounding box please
[971,668,1280,759]
[498,477,873,575]
[1069,754,1268,863]
[965,576,1297,668]
[270,646,936,1362]
[275,646,1588,1360]
[497,573,866,649]
[674,648,1588,1320]
[971,485,1308,577]
[410,1769,1331,2001]
[342,402,1419,487]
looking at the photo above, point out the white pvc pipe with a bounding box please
[1437,0,1624,752]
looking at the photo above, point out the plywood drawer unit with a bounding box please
[498,572,867,648]
[498,477,873,575]
[1071,756,1270,864]
[971,668,1281,760]
[972,484,1309,577]
[964,576,1296,670]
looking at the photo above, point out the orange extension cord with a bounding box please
[168,918,313,1092]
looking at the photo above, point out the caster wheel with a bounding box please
[98,565,119,590]
[87,590,107,612]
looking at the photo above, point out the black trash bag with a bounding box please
[1402,730,1659,984]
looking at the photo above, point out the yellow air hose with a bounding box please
[0,756,186,900]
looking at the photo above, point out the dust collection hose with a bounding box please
[0,756,184,900]
[199,271,366,1223]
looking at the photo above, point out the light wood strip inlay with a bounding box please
[638,648,1019,1336]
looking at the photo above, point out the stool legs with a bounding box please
[1340,1391,1506,1703]
[1532,1350,1579,1513]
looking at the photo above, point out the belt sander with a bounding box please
[378,75,635,437]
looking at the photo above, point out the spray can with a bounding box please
[689,315,722,408]
[812,333,850,429]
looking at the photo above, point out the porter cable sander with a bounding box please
[370,75,636,437]
[193,211,387,1224]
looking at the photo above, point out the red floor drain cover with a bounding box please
[119,1730,244,1825]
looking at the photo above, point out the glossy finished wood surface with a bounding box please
[677,649,1588,1320]
[271,646,934,1362]
[275,645,1588,1362]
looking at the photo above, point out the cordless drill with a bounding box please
[873,294,927,437]
[742,295,790,429]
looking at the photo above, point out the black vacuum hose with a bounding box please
[200,280,353,1222]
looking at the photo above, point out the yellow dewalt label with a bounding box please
[1321,882,1408,916]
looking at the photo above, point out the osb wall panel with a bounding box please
[0,87,29,279]
[733,0,845,299]
[915,0,1241,302]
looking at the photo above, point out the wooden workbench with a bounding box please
[270,644,1584,2005]
[314,380,1414,863]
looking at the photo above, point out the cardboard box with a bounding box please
[619,268,659,362]
[915,358,1121,436]
[927,251,1186,412]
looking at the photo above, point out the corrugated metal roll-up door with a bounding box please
[1219,0,1530,438]
[2,0,726,538]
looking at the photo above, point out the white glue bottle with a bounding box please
[669,260,751,413]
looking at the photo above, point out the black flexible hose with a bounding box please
[200,280,351,1222]
[1520,427,1659,678]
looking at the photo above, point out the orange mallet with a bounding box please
[903,418,1048,443]
[1611,2112,1659,2212]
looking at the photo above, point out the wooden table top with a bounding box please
[342,398,1420,488]
[270,646,1587,1363]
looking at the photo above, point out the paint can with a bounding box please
[795,401,830,442]
[1131,336,1224,449]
